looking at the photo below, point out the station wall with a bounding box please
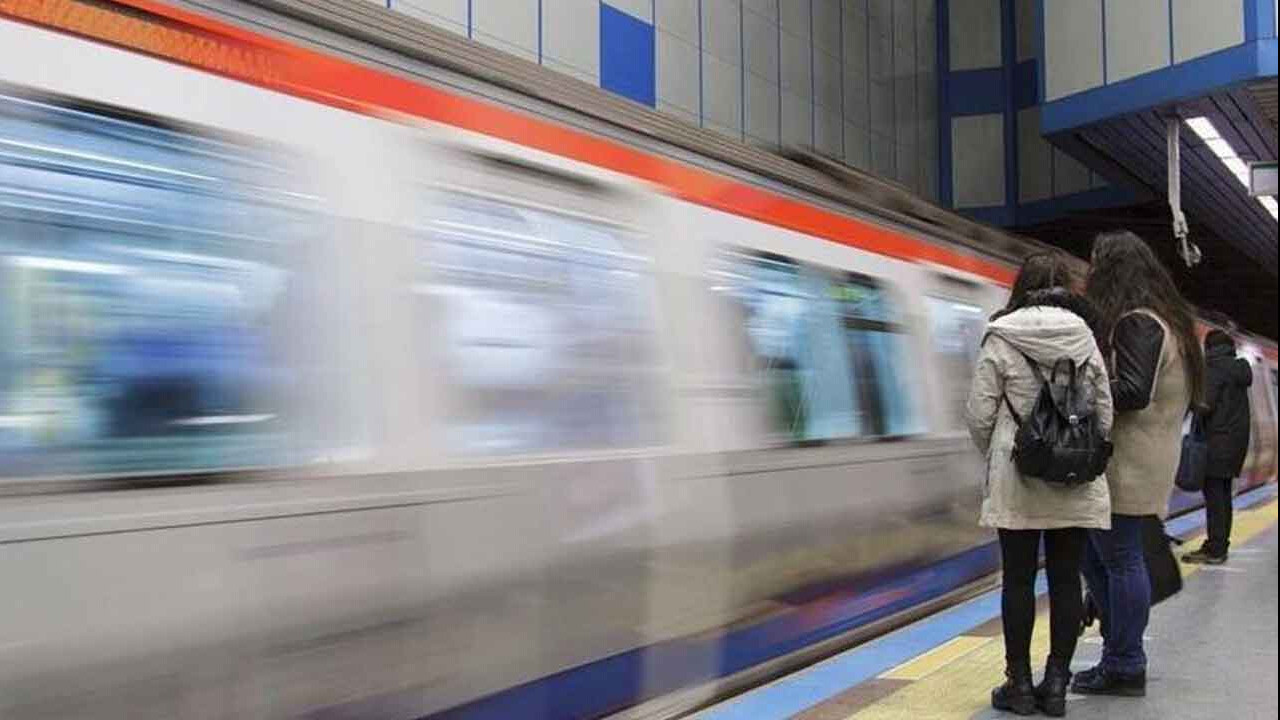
[364,0,941,201]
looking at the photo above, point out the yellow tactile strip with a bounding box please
[880,636,994,681]
[789,499,1279,720]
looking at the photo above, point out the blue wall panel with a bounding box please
[948,69,1005,116]
[600,3,656,107]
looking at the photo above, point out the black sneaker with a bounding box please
[1183,548,1228,565]
[1070,666,1146,697]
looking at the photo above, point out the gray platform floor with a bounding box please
[1056,525,1277,720]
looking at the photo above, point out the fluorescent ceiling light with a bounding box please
[1185,116,1278,220]
[1184,117,1219,140]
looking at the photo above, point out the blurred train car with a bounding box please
[0,2,1276,719]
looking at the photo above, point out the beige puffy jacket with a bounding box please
[966,304,1114,530]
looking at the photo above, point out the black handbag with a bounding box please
[1079,517,1184,636]
[1175,410,1208,493]
[1142,516,1184,605]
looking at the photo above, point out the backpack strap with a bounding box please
[984,332,1039,427]
[1002,392,1024,426]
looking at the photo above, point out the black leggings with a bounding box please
[998,527,1088,670]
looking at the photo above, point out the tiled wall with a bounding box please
[943,0,1112,219]
[366,0,940,201]
[1043,0,1249,102]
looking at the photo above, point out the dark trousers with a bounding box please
[1081,515,1150,674]
[1203,475,1235,556]
[997,527,1088,671]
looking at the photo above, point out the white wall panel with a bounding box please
[869,11,892,83]
[543,0,600,81]
[658,29,701,117]
[843,6,869,126]
[916,0,936,194]
[703,0,743,62]
[781,87,813,146]
[656,0,700,44]
[394,0,468,35]
[1172,0,1243,64]
[746,73,781,143]
[1044,0,1103,100]
[897,139,918,189]
[744,7,780,83]
[780,28,812,92]
[952,114,1005,208]
[870,130,896,178]
[1017,107,1052,202]
[844,121,869,168]
[1053,148,1091,195]
[816,108,843,157]
[473,0,538,62]
[744,0,778,22]
[781,0,812,39]
[812,0,842,55]
[814,49,842,110]
[870,78,894,139]
[895,73,915,149]
[703,52,744,132]
[949,0,1001,70]
[605,0,654,22]
[1105,0,1170,83]
[894,0,916,76]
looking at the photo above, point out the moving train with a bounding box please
[0,2,1276,718]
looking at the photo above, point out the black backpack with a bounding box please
[1000,348,1112,487]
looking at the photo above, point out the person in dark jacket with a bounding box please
[1183,330,1253,564]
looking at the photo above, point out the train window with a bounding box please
[926,296,986,430]
[419,191,662,455]
[0,95,320,479]
[833,276,922,437]
[713,251,922,442]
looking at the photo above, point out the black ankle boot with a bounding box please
[992,664,1036,716]
[1035,663,1072,717]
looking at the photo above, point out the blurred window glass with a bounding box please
[712,250,921,442]
[835,275,921,437]
[926,296,985,430]
[0,94,315,479]
[418,191,662,455]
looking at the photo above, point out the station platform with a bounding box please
[696,485,1279,720]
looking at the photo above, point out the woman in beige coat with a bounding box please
[966,253,1113,717]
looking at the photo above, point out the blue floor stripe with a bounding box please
[702,483,1276,720]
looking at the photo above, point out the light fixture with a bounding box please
[1184,116,1278,220]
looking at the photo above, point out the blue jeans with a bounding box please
[1081,514,1150,674]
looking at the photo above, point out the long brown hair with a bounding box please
[1005,252,1076,309]
[991,252,1101,336]
[1085,231,1205,406]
